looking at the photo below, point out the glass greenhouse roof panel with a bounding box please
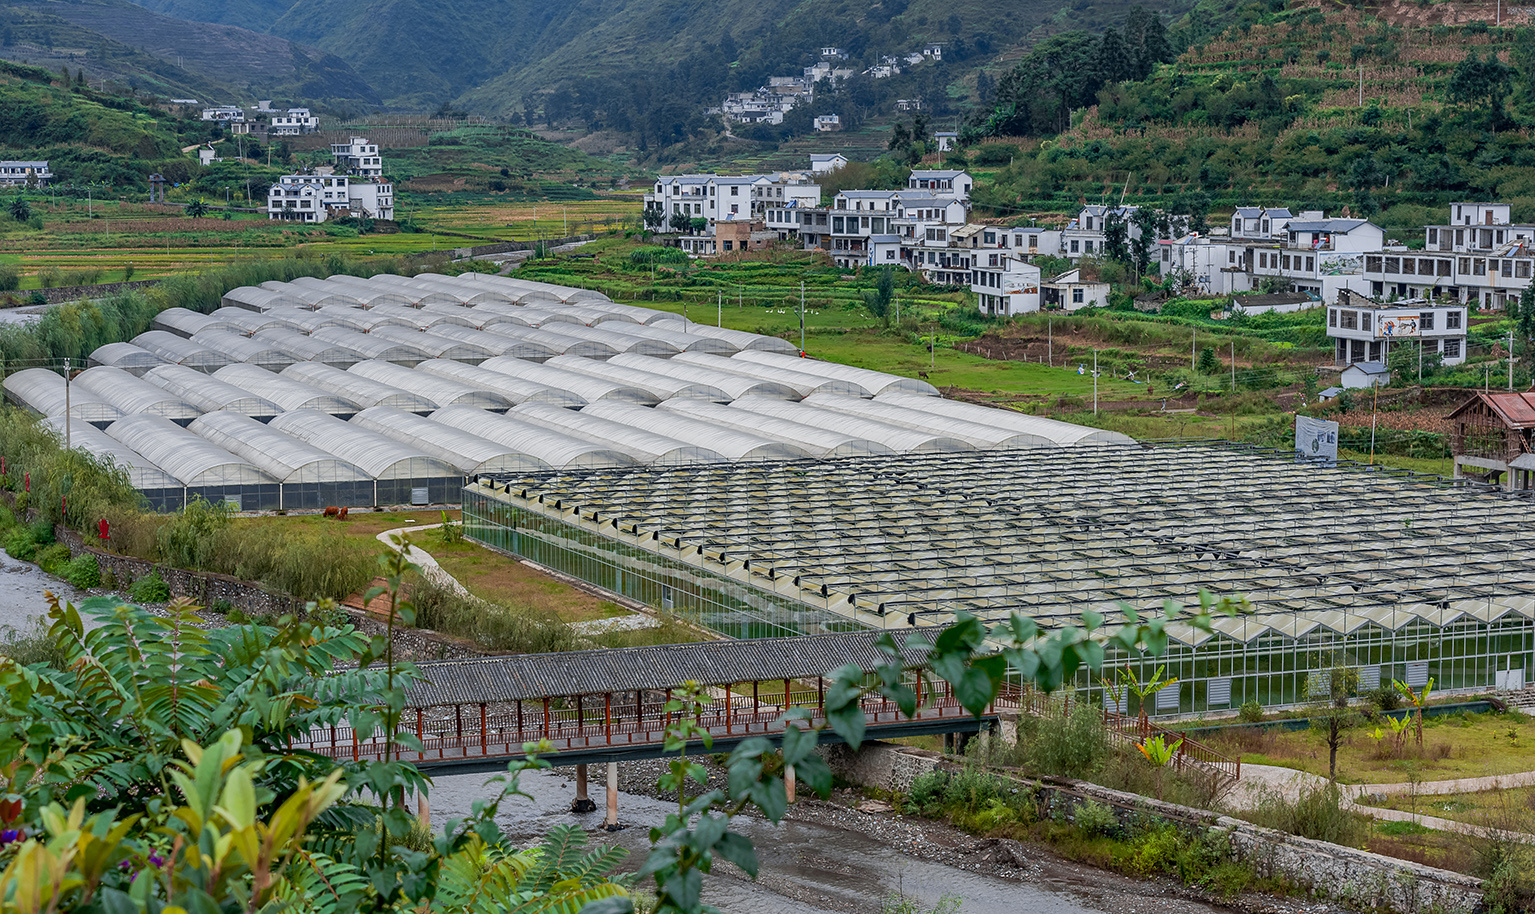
[416,359,585,408]
[671,352,871,397]
[152,307,215,338]
[250,328,363,367]
[351,406,552,474]
[347,360,513,411]
[734,351,939,396]
[74,366,201,422]
[281,362,439,413]
[268,409,461,480]
[592,322,736,355]
[657,400,896,458]
[510,402,724,465]
[203,307,295,337]
[580,401,809,462]
[480,356,658,405]
[310,326,433,364]
[728,398,973,454]
[801,393,1059,450]
[189,411,371,484]
[653,321,799,353]
[89,342,170,376]
[874,393,1137,448]
[609,353,799,401]
[131,331,235,373]
[43,416,181,490]
[107,414,276,486]
[212,364,363,415]
[370,326,498,362]
[3,368,125,425]
[545,355,730,403]
[190,329,297,371]
[431,405,635,470]
[144,364,281,419]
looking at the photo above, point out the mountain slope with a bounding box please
[126,0,298,32]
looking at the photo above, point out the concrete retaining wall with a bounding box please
[821,741,1482,914]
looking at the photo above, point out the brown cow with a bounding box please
[322,506,340,518]
[337,506,349,521]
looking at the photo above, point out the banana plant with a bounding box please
[1119,664,1180,730]
[1392,677,1436,749]
[1135,734,1184,800]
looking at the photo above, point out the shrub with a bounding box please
[1072,798,1118,837]
[2,527,38,562]
[1238,699,1263,723]
[1127,822,1183,876]
[0,264,18,291]
[0,618,66,667]
[1018,697,1109,778]
[1364,686,1400,713]
[907,770,950,816]
[33,542,71,574]
[62,554,100,589]
[410,576,576,653]
[1248,782,1366,845]
[128,569,170,603]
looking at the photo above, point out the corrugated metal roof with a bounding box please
[1447,391,1535,428]
[402,630,929,706]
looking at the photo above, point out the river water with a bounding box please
[0,549,90,633]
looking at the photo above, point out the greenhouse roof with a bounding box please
[671,352,871,398]
[89,343,169,376]
[4,369,125,425]
[191,329,297,371]
[74,367,201,423]
[415,359,585,408]
[581,401,809,462]
[347,360,512,411]
[351,406,551,474]
[431,405,635,471]
[480,356,657,405]
[282,362,438,413]
[144,364,280,419]
[608,353,799,401]
[212,364,362,415]
[268,409,460,480]
[734,351,939,396]
[107,415,275,487]
[43,417,181,491]
[472,444,1535,644]
[546,354,730,403]
[190,411,371,484]
[131,331,234,373]
[658,400,895,459]
[510,402,723,465]
[152,307,215,338]
[310,326,432,364]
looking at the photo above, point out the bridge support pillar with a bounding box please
[604,762,620,830]
[785,763,795,805]
[572,763,596,813]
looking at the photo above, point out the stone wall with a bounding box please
[820,741,1483,914]
[2,279,162,307]
[55,526,297,615]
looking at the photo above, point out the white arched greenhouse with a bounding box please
[43,417,186,510]
[733,351,939,397]
[545,355,729,403]
[581,401,808,463]
[143,364,280,420]
[657,400,896,459]
[479,357,657,405]
[351,406,553,474]
[310,326,433,364]
[267,409,462,505]
[281,362,438,413]
[607,353,799,401]
[431,405,634,471]
[510,403,722,466]
[4,369,126,428]
[211,364,363,416]
[190,411,375,509]
[191,329,297,371]
[415,360,585,408]
[89,342,168,376]
[726,398,972,454]
[73,367,201,424]
[107,414,280,510]
[152,307,215,338]
[131,331,234,373]
[671,353,871,398]
[347,361,512,411]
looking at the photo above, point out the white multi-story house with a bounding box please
[331,137,382,178]
[646,173,819,234]
[971,247,1043,316]
[934,132,958,152]
[0,161,50,187]
[1163,211,1381,300]
[1376,203,1535,309]
[267,136,392,222]
[270,108,319,136]
[1229,206,1295,240]
[907,169,972,199]
[813,114,842,132]
[1327,289,1467,367]
[201,105,245,123]
[267,175,349,223]
[809,154,849,174]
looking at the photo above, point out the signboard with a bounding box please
[1319,254,1363,276]
[1379,313,1419,338]
[1295,415,1339,461]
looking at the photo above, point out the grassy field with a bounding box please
[1206,710,1535,785]
[1361,785,1535,830]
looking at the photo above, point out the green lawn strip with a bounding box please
[1359,786,1535,831]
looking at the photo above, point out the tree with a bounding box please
[863,266,895,327]
[643,201,666,234]
[1095,28,1134,87]
[1448,50,1513,128]
[669,211,691,232]
[9,196,29,222]
[1197,346,1219,374]
[185,198,208,218]
[1518,286,1535,362]
[1103,210,1130,263]
[1309,659,1360,781]
[1393,677,1435,749]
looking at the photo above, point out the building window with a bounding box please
[1475,259,1487,276]
[1307,257,1315,272]
[1228,251,1235,264]
[1361,312,1372,331]
[1420,312,1435,330]
[1444,339,1462,358]
[1448,310,1462,329]
[1503,260,1514,278]
[1071,240,1080,253]
[1072,289,1084,303]
[1084,240,1094,252]
[1328,309,1338,327]
[1340,310,1357,330]
[1428,228,1438,245]
[730,204,739,215]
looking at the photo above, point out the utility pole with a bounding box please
[63,359,71,450]
[717,291,722,328]
[930,323,936,371]
[1230,340,1236,391]
[1191,326,1196,371]
[1510,329,1516,390]
[1048,315,1053,366]
[1358,64,1363,107]
[1093,349,1099,414]
[1369,382,1378,465]
[799,282,805,353]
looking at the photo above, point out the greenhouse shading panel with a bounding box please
[608,354,799,401]
[727,398,973,454]
[347,361,512,411]
[42,417,185,511]
[191,329,297,371]
[594,322,735,355]
[653,321,799,353]
[189,411,374,509]
[153,307,215,338]
[73,367,201,424]
[671,352,871,398]
[416,360,585,408]
[144,364,281,420]
[580,401,809,462]
[268,409,463,505]
[212,364,363,416]
[89,343,169,377]
[657,400,896,458]
[107,414,278,510]
[369,326,498,362]
[733,351,940,397]
[431,405,634,470]
[535,323,679,357]
[800,393,1061,450]
[131,331,235,373]
[311,327,433,364]
[510,403,723,466]
[545,355,730,403]
[251,328,362,367]
[464,443,1535,705]
[351,406,552,474]
[480,357,658,405]
[282,362,438,413]
[4,369,125,427]
[204,307,297,337]
[873,393,1138,448]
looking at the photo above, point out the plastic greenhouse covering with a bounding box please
[536,323,679,357]
[419,302,498,330]
[492,307,587,328]
[143,364,281,419]
[320,275,420,308]
[415,360,585,408]
[280,277,367,309]
[360,304,444,330]
[212,364,363,415]
[270,309,352,335]
[107,414,276,491]
[311,326,433,364]
[4,369,125,426]
[654,321,799,353]
[407,274,515,306]
[597,322,736,355]
[351,406,552,474]
[800,394,1061,450]
[347,361,512,410]
[670,352,871,398]
[455,325,563,361]
[282,362,438,413]
[152,307,215,338]
[577,301,693,326]
[656,400,896,459]
[222,286,298,312]
[360,274,466,307]
[425,324,557,358]
[207,307,297,336]
[190,329,297,371]
[727,398,973,454]
[510,403,723,466]
[545,355,729,403]
[479,356,658,405]
[369,326,498,362]
[131,331,235,373]
[481,326,617,360]
[733,351,939,397]
[89,342,169,376]
[608,353,799,401]
[872,393,1138,448]
[430,405,634,470]
[42,417,185,509]
[580,401,809,462]
[190,411,370,485]
[267,409,462,505]
[251,328,363,367]
[73,367,201,424]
